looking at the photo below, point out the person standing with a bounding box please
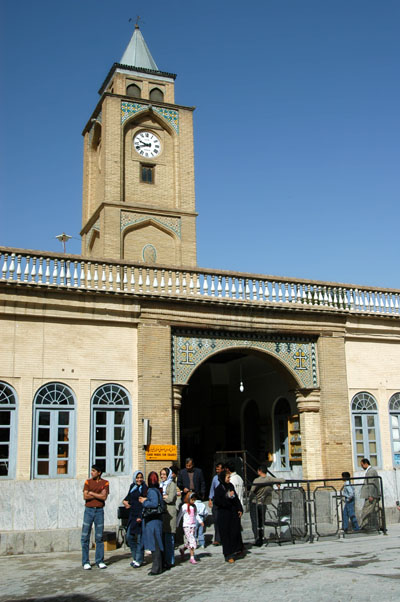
[208,462,223,545]
[160,467,177,570]
[81,464,109,570]
[341,471,360,533]
[360,458,380,529]
[122,470,148,567]
[178,492,204,564]
[177,457,206,500]
[249,465,285,546]
[139,471,165,576]
[214,470,243,564]
[225,460,245,507]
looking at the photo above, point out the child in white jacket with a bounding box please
[178,492,204,564]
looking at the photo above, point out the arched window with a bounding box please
[126,83,141,98]
[351,392,381,468]
[149,87,164,102]
[389,393,400,466]
[0,382,18,478]
[91,384,131,476]
[32,382,76,478]
[274,398,291,470]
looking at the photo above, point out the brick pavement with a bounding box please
[1,525,399,602]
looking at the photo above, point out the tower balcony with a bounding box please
[1,247,399,318]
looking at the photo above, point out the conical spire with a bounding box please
[120,24,159,71]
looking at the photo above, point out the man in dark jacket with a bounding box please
[177,457,206,500]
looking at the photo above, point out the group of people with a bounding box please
[80,456,383,573]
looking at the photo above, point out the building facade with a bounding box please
[1,26,399,554]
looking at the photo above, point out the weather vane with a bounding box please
[128,15,144,28]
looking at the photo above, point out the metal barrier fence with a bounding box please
[251,475,386,544]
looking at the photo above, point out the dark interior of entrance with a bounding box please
[180,350,299,489]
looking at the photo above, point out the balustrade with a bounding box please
[0,248,399,317]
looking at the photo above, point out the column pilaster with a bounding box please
[295,388,324,480]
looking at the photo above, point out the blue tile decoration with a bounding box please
[153,107,179,133]
[121,101,179,132]
[172,329,318,389]
[121,211,181,238]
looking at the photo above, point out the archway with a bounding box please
[179,349,300,488]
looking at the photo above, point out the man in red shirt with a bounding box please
[81,464,109,569]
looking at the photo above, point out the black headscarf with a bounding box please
[218,470,229,488]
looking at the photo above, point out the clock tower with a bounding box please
[81,25,197,267]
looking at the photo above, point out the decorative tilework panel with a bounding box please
[121,101,179,132]
[121,211,181,238]
[172,330,318,389]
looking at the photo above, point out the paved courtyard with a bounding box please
[1,524,400,602]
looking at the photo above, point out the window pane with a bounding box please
[115,458,125,473]
[38,444,49,458]
[0,460,9,477]
[367,415,375,427]
[95,411,106,425]
[391,428,399,440]
[37,461,49,475]
[114,442,124,457]
[393,441,400,452]
[57,460,68,474]
[114,427,125,441]
[58,427,69,442]
[95,427,106,441]
[390,415,398,427]
[0,444,9,459]
[0,411,11,426]
[354,416,362,427]
[39,412,50,426]
[355,429,363,441]
[370,456,378,466]
[114,411,125,425]
[356,442,364,453]
[38,428,50,442]
[96,443,106,457]
[57,444,69,457]
[368,429,376,440]
[95,459,106,473]
[369,442,377,454]
[58,412,69,426]
[0,428,10,442]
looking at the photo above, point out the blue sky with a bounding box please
[1,0,399,288]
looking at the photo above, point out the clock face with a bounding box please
[133,131,161,158]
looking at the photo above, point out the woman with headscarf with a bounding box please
[160,467,177,570]
[122,470,148,568]
[213,469,244,563]
[139,471,164,575]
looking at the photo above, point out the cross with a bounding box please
[180,342,195,365]
[129,16,143,28]
[294,348,307,370]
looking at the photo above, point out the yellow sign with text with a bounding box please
[145,445,178,461]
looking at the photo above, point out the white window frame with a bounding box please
[32,382,76,479]
[0,382,18,479]
[90,384,131,476]
[351,391,382,469]
[389,392,400,467]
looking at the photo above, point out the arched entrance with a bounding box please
[179,349,301,484]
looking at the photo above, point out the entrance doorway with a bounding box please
[180,349,299,487]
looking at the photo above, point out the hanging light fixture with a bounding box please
[239,364,244,393]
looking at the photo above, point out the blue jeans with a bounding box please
[163,532,175,567]
[196,522,205,546]
[343,500,360,530]
[126,523,144,564]
[81,506,104,566]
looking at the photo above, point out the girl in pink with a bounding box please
[178,492,204,564]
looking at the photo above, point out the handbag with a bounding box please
[142,489,166,518]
